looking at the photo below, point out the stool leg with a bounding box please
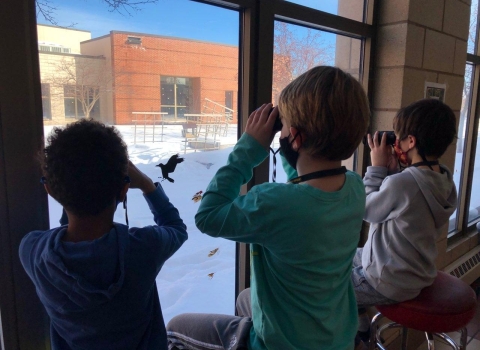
[369,313,383,350]
[401,327,408,350]
[459,328,467,350]
[426,333,435,350]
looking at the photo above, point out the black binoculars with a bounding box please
[362,131,396,146]
[271,108,283,132]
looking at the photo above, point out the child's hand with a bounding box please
[128,161,156,194]
[245,103,277,150]
[367,131,394,168]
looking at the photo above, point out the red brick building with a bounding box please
[81,31,239,125]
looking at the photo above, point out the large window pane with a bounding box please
[449,64,474,233]
[38,0,239,323]
[286,0,365,22]
[270,21,363,183]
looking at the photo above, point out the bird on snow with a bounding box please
[156,154,184,183]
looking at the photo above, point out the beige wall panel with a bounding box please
[337,0,364,22]
[373,68,404,110]
[335,37,361,72]
[443,0,471,41]
[370,110,397,131]
[409,0,444,30]
[401,67,437,107]
[438,73,465,111]
[469,234,479,250]
[454,39,468,76]
[436,238,448,269]
[449,237,472,261]
[377,0,409,25]
[423,30,456,73]
[405,24,425,68]
[376,23,407,67]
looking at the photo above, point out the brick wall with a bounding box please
[110,33,239,124]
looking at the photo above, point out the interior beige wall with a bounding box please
[372,0,473,275]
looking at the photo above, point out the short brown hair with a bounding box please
[393,99,457,158]
[277,66,370,160]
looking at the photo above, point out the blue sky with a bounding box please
[36,0,340,45]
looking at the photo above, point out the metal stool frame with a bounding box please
[369,312,468,350]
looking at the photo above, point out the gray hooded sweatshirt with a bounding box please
[361,165,457,301]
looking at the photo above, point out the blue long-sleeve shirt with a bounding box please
[19,183,187,350]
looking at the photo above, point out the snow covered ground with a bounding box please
[44,122,286,324]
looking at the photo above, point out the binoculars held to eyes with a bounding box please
[362,131,396,146]
[270,108,283,132]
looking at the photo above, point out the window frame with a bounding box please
[0,1,375,348]
[448,0,480,242]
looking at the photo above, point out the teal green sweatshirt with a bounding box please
[195,133,365,350]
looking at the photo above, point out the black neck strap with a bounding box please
[411,160,439,170]
[288,166,347,184]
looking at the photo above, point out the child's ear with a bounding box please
[289,127,302,150]
[407,135,417,150]
[117,183,130,202]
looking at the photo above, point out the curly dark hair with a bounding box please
[393,99,457,158]
[42,119,129,216]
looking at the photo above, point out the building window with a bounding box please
[161,76,193,120]
[225,91,233,110]
[41,83,52,119]
[126,36,142,45]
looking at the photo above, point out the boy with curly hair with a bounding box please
[166,66,370,350]
[353,99,458,343]
[19,119,187,350]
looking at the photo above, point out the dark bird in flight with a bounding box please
[156,154,184,183]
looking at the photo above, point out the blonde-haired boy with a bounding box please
[167,66,370,350]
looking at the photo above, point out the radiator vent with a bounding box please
[444,245,480,285]
[450,251,480,278]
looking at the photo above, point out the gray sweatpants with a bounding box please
[351,248,397,308]
[167,289,253,350]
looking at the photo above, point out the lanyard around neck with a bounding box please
[288,166,347,184]
[411,160,439,171]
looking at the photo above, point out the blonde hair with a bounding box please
[278,66,370,160]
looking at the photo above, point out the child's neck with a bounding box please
[296,153,345,192]
[63,206,116,243]
[410,151,441,173]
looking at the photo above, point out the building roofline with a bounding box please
[37,23,91,34]
[110,30,238,48]
[81,34,111,44]
[39,51,105,60]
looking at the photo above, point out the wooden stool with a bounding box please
[369,271,477,350]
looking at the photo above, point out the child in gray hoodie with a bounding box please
[352,99,458,342]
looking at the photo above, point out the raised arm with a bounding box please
[128,161,187,263]
[195,104,277,243]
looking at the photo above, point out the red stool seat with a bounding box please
[376,271,477,333]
